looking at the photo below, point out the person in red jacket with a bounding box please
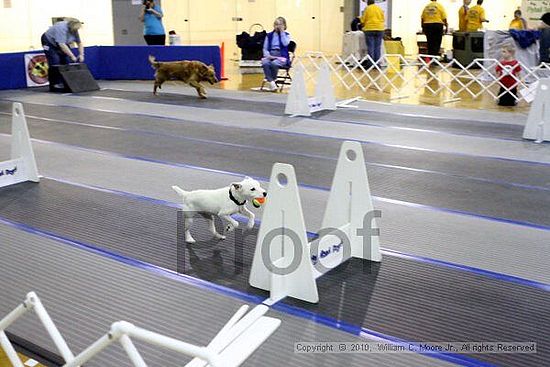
[495,44,521,106]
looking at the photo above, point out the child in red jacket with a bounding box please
[495,44,521,106]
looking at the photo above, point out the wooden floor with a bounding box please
[0,348,45,367]
[218,60,530,113]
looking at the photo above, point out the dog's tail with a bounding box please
[148,55,161,69]
[172,185,189,198]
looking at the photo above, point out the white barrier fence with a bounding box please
[296,52,550,104]
[0,292,280,367]
[249,141,380,304]
[0,103,39,189]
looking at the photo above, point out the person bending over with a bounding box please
[140,0,166,45]
[41,18,84,90]
[262,17,291,92]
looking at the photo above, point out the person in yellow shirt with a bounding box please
[458,0,472,32]
[466,0,488,32]
[509,10,528,30]
[421,0,448,57]
[361,0,385,65]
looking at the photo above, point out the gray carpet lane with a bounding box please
[0,179,548,367]
[1,101,547,192]
[0,225,456,367]
[0,101,550,189]
[0,112,549,227]
[77,89,525,141]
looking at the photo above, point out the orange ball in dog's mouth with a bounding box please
[252,197,266,208]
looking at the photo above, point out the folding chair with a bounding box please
[275,41,297,92]
[260,41,297,92]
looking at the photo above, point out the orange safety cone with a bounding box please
[220,42,228,80]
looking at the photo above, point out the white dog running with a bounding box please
[172,177,268,243]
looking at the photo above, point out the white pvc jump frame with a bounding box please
[0,292,280,367]
[249,141,381,304]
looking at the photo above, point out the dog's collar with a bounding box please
[229,188,246,206]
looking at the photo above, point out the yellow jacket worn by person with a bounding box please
[458,5,469,31]
[509,18,525,30]
[422,1,447,24]
[361,4,385,31]
[466,5,485,31]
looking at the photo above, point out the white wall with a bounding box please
[0,0,114,53]
[391,0,522,55]
[1,0,344,56]
[163,0,344,57]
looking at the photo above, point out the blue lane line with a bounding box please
[5,132,549,233]
[308,114,521,143]
[46,176,182,209]
[272,303,500,367]
[10,112,550,193]
[340,103,526,125]
[265,128,550,168]
[43,175,550,293]
[382,249,550,292]
[373,196,550,232]
[2,97,549,167]
[86,92,521,143]
[0,215,264,304]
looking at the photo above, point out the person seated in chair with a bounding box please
[261,17,291,91]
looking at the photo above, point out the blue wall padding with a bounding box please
[0,45,221,90]
[0,50,44,90]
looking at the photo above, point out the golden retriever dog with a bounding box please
[148,55,218,99]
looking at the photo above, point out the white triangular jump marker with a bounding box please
[314,62,336,111]
[249,163,319,304]
[249,141,381,304]
[0,103,39,189]
[284,65,311,117]
[285,62,337,117]
[523,78,550,143]
[321,141,381,261]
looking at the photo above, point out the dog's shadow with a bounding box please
[185,244,226,281]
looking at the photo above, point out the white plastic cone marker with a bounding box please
[284,65,311,116]
[314,62,336,111]
[249,163,319,303]
[249,141,381,304]
[523,78,550,142]
[0,103,40,189]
